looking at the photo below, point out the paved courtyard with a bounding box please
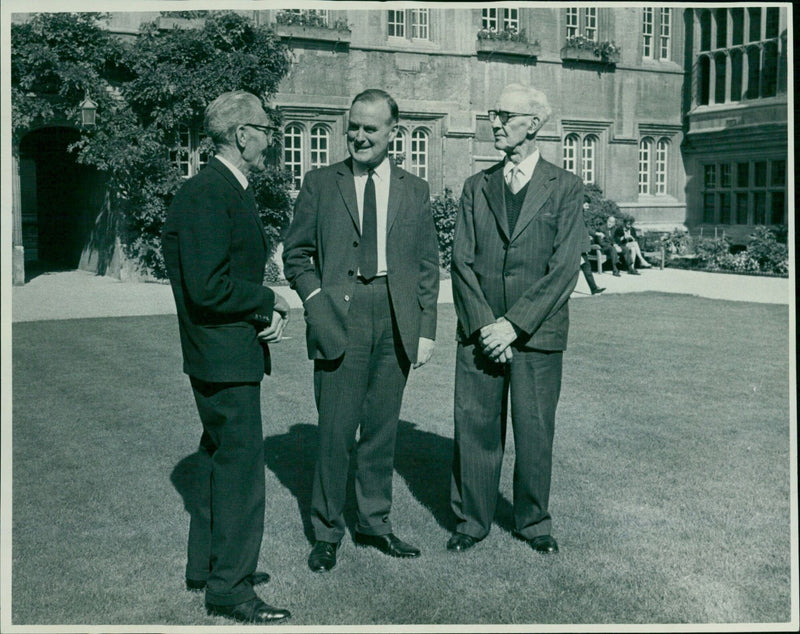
[9,266,791,323]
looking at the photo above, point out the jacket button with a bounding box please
[502,244,508,250]
[353,241,359,248]
[348,270,354,276]
[504,271,511,277]
[344,295,350,302]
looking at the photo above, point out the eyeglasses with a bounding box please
[242,123,273,135]
[487,110,534,125]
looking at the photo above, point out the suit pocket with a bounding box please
[304,291,347,360]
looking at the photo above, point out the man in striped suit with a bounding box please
[448,83,586,555]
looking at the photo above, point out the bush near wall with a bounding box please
[660,226,788,277]
[583,183,633,229]
[431,187,459,272]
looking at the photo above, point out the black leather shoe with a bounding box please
[354,532,420,558]
[446,532,480,552]
[206,597,290,623]
[308,540,339,573]
[186,571,270,592]
[612,270,621,277]
[528,535,559,554]
[591,287,606,295]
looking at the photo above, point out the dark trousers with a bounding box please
[602,244,619,271]
[580,255,599,291]
[188,378,264,606]
[450,342,562,540]
[311,277,410,543]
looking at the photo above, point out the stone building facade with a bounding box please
[9,5,789,284]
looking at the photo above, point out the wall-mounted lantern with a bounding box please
[79,91,98,127]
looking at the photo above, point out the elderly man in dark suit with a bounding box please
[283,89,439,573]
[162,91,291,624]
[447,83,586,556]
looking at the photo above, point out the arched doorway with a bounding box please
[18,126,105,280]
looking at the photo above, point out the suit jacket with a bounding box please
[452,157,586,352]
[162,157,275,382]
[613,225,638,245]
[282,158,439,362]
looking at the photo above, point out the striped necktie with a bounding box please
[507,166,524,194]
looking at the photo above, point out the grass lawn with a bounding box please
[10,293,793,628]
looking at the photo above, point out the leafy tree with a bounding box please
[12,11,294,279]
[582,183,631,229]
[11,12,124,141]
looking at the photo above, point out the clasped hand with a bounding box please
[257,293,290,343]
[479,317,519,363]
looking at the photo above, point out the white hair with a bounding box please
[503,83,553,126]
[204,91,265,150]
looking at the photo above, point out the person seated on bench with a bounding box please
[593,217,621,277]
[614,217,651,275]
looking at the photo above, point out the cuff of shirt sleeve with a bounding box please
[304,288,321,303]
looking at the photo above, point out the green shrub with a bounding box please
[660,229,693,256]
[263,259,285,285]
[711,251,760,274]
[249,167,294,261]
[582,183,631,229]
[745,226,788,274]
[693,236,730,266]
[431,187,459,271]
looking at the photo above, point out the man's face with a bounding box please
[240,107,272,173]
[491,89,539,153]
[347,99,397,168]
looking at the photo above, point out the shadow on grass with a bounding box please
[395,419,515,535]
[173,419,518,554]
[262,423,319,544]
[256,419,516,543]
[170,450,209,564]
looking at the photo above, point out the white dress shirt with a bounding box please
[215,154,249,190]
[353,157,391,277]
[503,148,540,192]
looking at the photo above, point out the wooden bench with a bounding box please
[587,243,665,273]
[586,244,607,273]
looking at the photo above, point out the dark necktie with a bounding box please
[360,169,377,280]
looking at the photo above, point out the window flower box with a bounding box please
[476,38,541,58]
[274,23,352,44]
[560,36,620,65]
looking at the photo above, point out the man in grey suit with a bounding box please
[447,83,586,555]
[282,89,439,573]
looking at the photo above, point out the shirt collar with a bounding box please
[504,149,540,180]
[215,154,249,190]
[353,156,392,181]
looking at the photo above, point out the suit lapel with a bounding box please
[481,163,509,242]
[209,158,268,247]
[336,158,361,234]
[386,163,405,235]
[510,158,556,243]
[244,188,269,248]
